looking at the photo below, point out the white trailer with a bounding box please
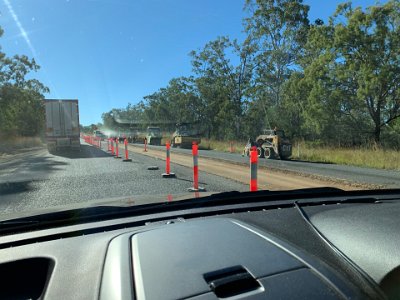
[45,99,80,152]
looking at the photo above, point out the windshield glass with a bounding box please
[0,0,399,216]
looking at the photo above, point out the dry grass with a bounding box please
[190,138,400,170]
[199,139,244,154]
[159,136,242,153]
[109,133,400,170]
[292,142,400,170]
[0,136,44,155]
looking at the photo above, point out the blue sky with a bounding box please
[0,0,386,125]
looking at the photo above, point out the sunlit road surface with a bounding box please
[1,139,398,215]
[132,144,400,189]
[0,141,247,214]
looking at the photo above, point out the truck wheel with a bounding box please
[257,147,264,158]
[265,148,274,159]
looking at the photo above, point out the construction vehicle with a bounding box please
[93,130,106,140]
[45,99,80,152]
[171,123,201,148]
[146,127,162,145]
[243,129,292,159]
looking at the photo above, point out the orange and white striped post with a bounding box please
[114,138,121,159]
[188,142,205,192]
[250,146,258,192]
[110,139,115,156]
[162,141,175,178]
[123,138,132,162]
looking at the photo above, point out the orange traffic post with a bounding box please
[162,141,175,178]
[110,139,115,156]
[122,138,132,162]
[250,146,258,192]
[144,137,148,152]
[188,142,205,192]
[114,138,121,159]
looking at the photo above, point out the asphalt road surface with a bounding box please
[138,144,400,188]
[0,141,247,215]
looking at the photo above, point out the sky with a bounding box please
[0,0,386,125]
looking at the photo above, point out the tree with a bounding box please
[0,26,49,137]
[190,36,254,139]
[244,0,310,121]
[298,1,400,144]
[332,1,400,143]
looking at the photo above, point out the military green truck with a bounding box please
[171,123,201,148]
[146,127,162,145]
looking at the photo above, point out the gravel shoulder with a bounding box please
[128,144,376,190]
[129,143,399,188]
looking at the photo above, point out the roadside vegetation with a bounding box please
[0,137,44,157]
[101,0,400,161]
[0,27,48,142]
[292,142,400,170]
[1,1,399,170]
[194,139,400,170]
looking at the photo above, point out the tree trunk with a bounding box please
[374,125,381,144]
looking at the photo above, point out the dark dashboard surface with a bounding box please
[0,190,398,300]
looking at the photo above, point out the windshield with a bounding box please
[0,0,399,216]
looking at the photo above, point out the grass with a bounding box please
[159,136,244,153]
[0,136,44,155]
[292,142,400,170]
[130,134,400,170]
[182,138,400,170]
[199,139,244,154]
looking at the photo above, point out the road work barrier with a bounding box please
[162,141,175,178]
[114,138,121,159]
[111,139,115,156]
[123,138,132,162]
[144,138,148,152]
[188,142,205,192]
[250,146,258,192]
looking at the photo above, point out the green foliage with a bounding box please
[102,1,400,148]
[0,26,49,138]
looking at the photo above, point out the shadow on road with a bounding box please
[174,177,208,185]
[0,180,39,195]
[49,145,112,159]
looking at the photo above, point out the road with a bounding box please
[0,141,247,215]
[133,143,400,189]
[0,139,398,215]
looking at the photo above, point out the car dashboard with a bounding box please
[0,189,399,300]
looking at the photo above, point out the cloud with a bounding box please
[3,0,37,57]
